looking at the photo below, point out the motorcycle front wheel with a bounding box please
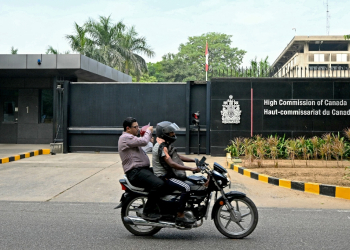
[121,195,162,236]
[213,196,258,239]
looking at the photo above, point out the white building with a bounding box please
[271,36,350,77]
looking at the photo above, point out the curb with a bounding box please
[0,149,51,164]
[226,158,350,201]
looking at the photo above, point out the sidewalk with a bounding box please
[0,144,50,159]
[0,150,349,209]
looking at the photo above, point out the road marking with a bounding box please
[337,210,350,213]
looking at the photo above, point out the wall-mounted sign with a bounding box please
[221,95,241,124]
[263,99,350,116]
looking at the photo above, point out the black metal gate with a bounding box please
[59,81,210,154]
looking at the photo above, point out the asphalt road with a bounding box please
[1,201,349,250]
[0,150,349,249]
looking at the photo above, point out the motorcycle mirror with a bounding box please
[198,156,206,166]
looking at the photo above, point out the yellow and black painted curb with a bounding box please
[227,160,350,201]
[0,149,50,164]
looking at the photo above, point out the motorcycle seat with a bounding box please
[124,175,145,192]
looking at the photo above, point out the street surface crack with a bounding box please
[45,162,118,202]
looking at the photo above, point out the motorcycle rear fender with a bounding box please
[114,190,134,210]
[211,191,246,219]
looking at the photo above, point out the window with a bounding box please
[309,64,328,70]
[336,54,347,62]
[314,54,324,62]
[331,64,348,70]
[40,89,53,123]
[2,90,18,123]
[309,42,348,51]
[3,101,15,122]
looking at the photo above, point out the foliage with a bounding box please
[246,56,270,77]
[11,46,18,54]
[147,62,164,82]
[131,73,158,82]
[65,15,154,79]
[267,135,279,167]
[46,45,69,54]
[344,166,350,180]
[255,135,267,167]
[225,128,350,168]
[149,32,246,82]
[117,25,155,80]
[344,35,350,40]
[226,137,243,158]
[286,139,298,167]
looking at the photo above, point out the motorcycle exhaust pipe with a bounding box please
[124,216,176,228]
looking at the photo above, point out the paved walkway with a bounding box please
[0,144,50,158]
[0,145,349,208]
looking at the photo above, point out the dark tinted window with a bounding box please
[309,42,348,51]
[40,89,53,123]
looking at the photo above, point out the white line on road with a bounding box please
[337,210,350,213]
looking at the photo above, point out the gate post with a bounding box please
[185,81,191,154]
[63,80,70,153]
[206,81,211,155]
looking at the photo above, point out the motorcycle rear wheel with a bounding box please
[121,195,162,236]
[213,196,258,239]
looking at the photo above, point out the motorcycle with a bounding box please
[116,157,258,239]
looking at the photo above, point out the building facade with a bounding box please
[0,54,131,144]
[271,36,350,77]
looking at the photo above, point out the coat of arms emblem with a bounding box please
[221,95,241,124]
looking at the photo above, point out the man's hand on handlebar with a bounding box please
[192,167,200,173]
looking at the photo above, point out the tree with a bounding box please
[46,46,58,54]
[65,22,90,54]
[151,32,246,82]
[158,53,196,82]
[147,62,166,82]
[131,73,158,82]
[344,35,350,40]
[11,47,18,54]
[246,56,270,77]
[46,46,69,54]
[66,15,155,79]
[118,25,155,80]
[84,15,126,68]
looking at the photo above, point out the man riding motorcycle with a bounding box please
[118,117,164,221]
[152,121,200,225]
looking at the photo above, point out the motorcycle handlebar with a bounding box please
[194,157,208,174]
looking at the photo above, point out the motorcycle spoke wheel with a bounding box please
[214,197,258,239]
[121,196,161,236]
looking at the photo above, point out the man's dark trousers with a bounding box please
[126,167,164,214]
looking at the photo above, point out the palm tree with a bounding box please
[119,25,155,80]
[65,16,155,80]
[84,15,126,68]
[46,46,69,54]
[65,22,90,54]
[46,46,58,54]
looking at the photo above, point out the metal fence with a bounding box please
[209,66,350,78]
